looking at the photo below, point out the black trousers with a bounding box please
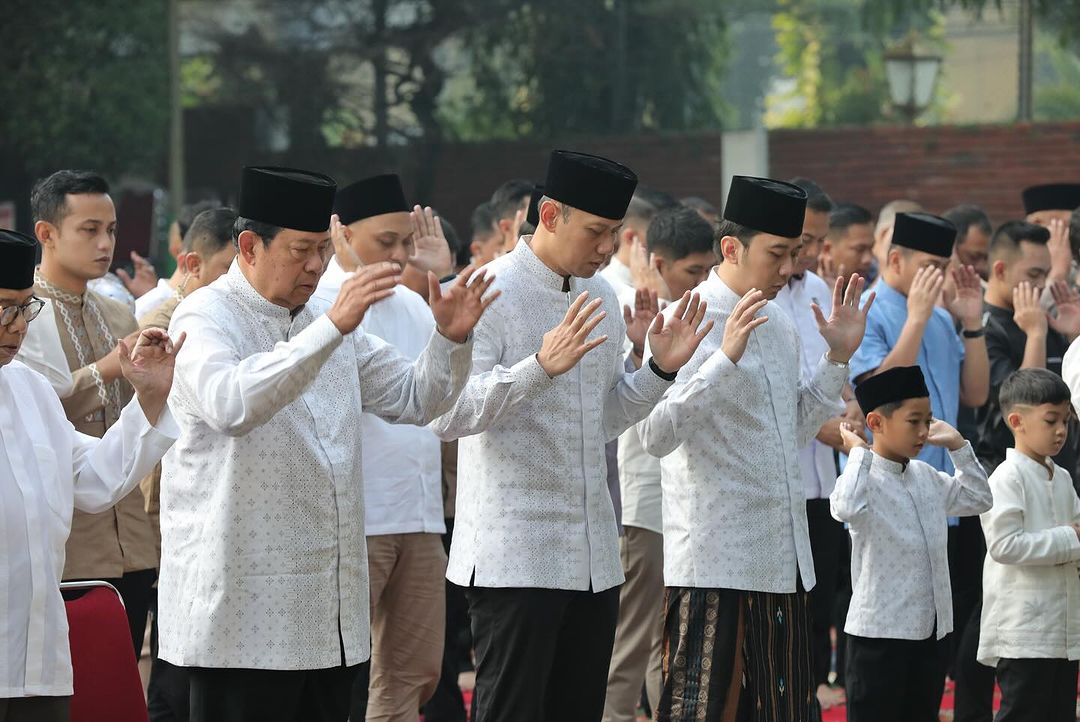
[832,533,852,688]
[423,520,470,722]
[996,657,1079,722]
[466,585,620,722]
[845,633,948,722]
[148,588,191,722]
[188,665,359,722]
[806,498,844,687]
[950,516,995,722]
[69,567,157,659]
[952,602,995,722]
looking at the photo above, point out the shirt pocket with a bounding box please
[33,443,73,521]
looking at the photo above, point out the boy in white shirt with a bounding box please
[979,368,1080,722]
[831,365,992,722]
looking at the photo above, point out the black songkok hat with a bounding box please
[723,176,807,238]
[0,229,38,290]
[333,174,410,226]
[855,365,931,416]
[238,166,336,233]
[543,151,637,220]
[525,184,544,227]
[891,212,957,258]
[1021,183,1080,215]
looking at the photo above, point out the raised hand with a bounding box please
[537,291,608,377]
[429,266,499,343]
[649,291,713,373]
[1047,218,1073,281]
[119,327,187,425]
[1048,280,1080,341]
[813,273,876,364]
[623,287,659,358]
[906,266,945,324]
[721,288,768,364]
[629,237,672,300]
[944,264,984,330]
[926,418,966,450]
[409,205,454,278]
[817,253,845,289]
[326,262,401,335]
[116,251,159,298]
[503,208,526,252]
[330,214,364,272]
[1012,280,1048,337]
[839,421,869,454]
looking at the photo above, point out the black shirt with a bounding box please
[974,302,1077,476]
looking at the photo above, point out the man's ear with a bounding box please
[34,220,58,249]
[183,251,203,278]
[237,230,260,264]
[719,235,741,264]
[991,259,1007,283]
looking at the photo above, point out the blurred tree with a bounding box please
[0,0,169,179]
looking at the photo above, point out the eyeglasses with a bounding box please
[0,297,45,327]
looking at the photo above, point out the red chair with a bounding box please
[61,581,149,722]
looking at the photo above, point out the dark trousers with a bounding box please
[845,633,949,722]
[832,533,852,688]
[188,665,359,722]
[466,585,620,722]
[70,567,157,659]
[806,498,844,687]
[953,602,995,722]
[148,589,191,722]
[423,520,470,722]
[0,696,69,722]
[996,657,1079,722]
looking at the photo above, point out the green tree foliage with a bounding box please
[0,0,169,179]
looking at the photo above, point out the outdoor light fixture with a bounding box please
[884,34,943,124]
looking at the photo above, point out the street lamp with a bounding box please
[884,34,943,124]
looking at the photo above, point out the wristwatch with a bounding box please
[824,353,849,368]
[961,327,985,339]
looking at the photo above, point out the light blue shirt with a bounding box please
[849,280,965,474]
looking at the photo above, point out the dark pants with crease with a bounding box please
[845,633,948,722]
[996,657,1079,722]
[466,585,620,722]
[187,664,359,722]
[806,498,844,687]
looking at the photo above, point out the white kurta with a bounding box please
[773,272,841,499]
[979,450,1080,665]
[157,262,472,670]
[640,270,846,593]
[432,239,673,592]
[312,258,444,536]
[832,444,991,640]
[0,361,178,697]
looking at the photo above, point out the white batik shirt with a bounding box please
[0,361,177,697]
[157,262,472,670]
[831,444,991,640]
[640,270,846,593]
[433,239,673,592]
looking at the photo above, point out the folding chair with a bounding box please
[60,581,149,722]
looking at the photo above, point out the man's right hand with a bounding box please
[1013,280,1048,337]
[326,262,401,335]
[906,265,945,324]
[720,288,768,364]
[537,291,608,378]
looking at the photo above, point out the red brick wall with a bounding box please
[768,122,1080,223]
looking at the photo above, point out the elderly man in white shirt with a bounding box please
[432,150,711,722]
[0,228,182,722]
[313,173,456,722]
[157,166,493,722]
[641,176,875,722]
[772,178,862,711]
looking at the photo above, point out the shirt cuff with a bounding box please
[308,313,349,349]
[513,354,557,397]
[699,347,737,384]
[947,441,978,467]
[122,396,181,443]
[634,358,676,400]
[813,353,849,397]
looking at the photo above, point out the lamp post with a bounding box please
[884,34,943,125]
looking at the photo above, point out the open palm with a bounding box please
[648,291,713,373]
[429,267,498,343]
[813,273,875,363]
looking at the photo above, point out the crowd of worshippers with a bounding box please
[4,149,1080,722]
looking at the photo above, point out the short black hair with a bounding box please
[31,170,110,226]
[999,368,1072,415]
[943,204,992,243]
[789,177,833,214]
[177,200,221,240]
[439,216,462,261]
[1069,206,1080,262]
[233,216,282,249]
[828,203,873,237]
[490,179,534,220]
[647,206,716,261]
[470,201,500,241]
[680,196,719,216]
[988,220,1051,263]
[874,400,905,417]
[185,208,238,257]
[714,219,758,262]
